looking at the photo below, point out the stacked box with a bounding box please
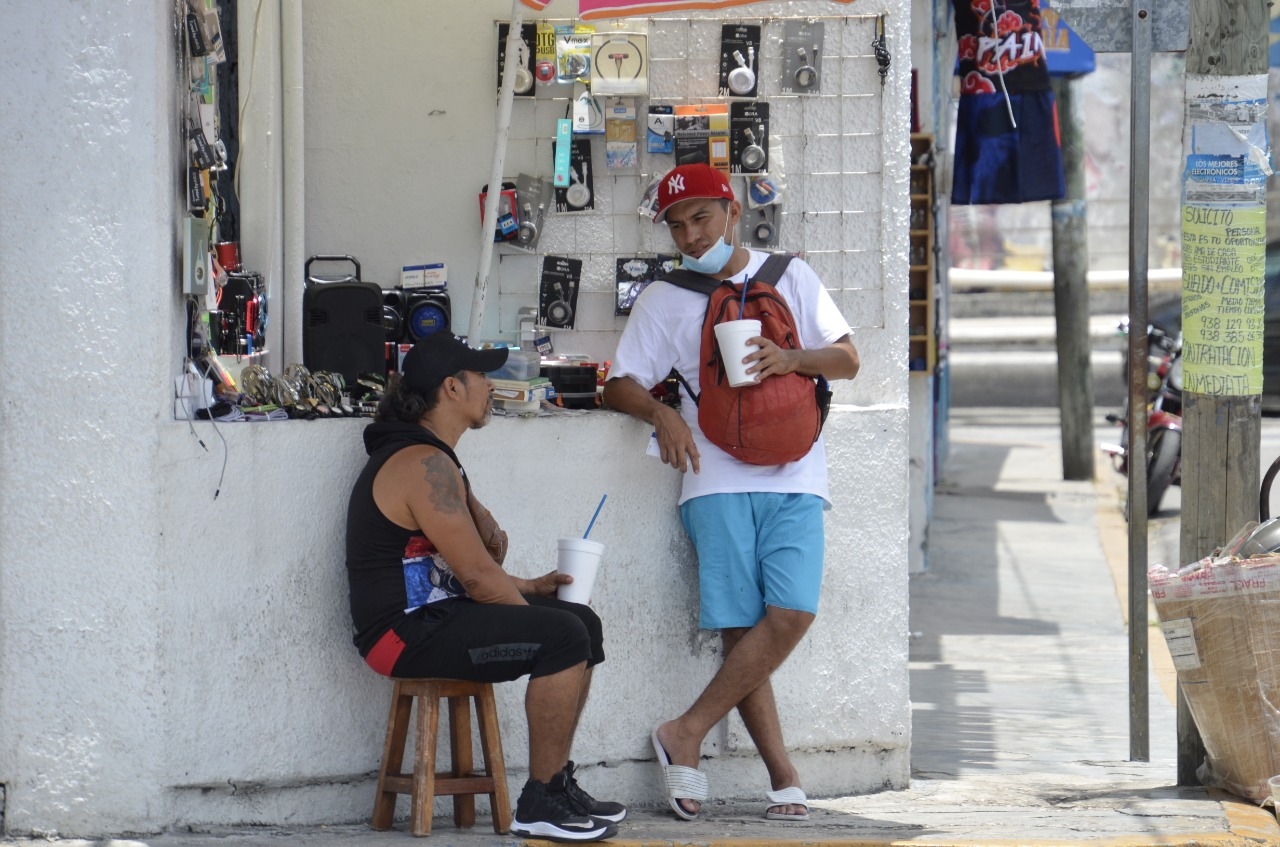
[1149,555,1280,803]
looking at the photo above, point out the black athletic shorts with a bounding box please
[365,595,604,682]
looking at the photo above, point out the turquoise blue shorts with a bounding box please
[679,492,825,630]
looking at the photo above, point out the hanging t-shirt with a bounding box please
[950,0,1066,205]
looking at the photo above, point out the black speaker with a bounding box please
[406,288,452,341]
[382,287,408,343]
[302,255,384,386]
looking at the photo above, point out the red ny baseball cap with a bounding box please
[654,164,734,222]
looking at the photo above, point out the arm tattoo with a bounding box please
[420,453,465,514]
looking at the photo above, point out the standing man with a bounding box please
[346,332,624,842]
[602,164,860,822]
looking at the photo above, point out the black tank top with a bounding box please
[344,422,470,656]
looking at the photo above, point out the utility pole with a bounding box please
[1050,74,1095,481]
[1177,0,1268,785]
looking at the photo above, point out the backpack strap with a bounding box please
[749,252,794,286]
[656,268,722,295]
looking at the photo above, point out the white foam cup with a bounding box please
[556,538,605,604]
[714,319,763,387]
[1269,774,1280,808]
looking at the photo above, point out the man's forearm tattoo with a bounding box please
[421,453,464,514]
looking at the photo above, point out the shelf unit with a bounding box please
[909,133,936,372]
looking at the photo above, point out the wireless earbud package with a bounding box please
[730,101,769,174]
[781,20,825,95]
[539,255,583,329]
[719,24,761,98]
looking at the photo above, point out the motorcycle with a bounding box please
[1101,319,1183,517]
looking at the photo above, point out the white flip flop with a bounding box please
[651,727,709,821]
[765,785,810,821]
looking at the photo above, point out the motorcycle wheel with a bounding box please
[1146,428,1181,517]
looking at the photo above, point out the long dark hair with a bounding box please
[374,371,467,423]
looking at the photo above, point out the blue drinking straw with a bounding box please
[584,494,607,540]
[740,276,750,314]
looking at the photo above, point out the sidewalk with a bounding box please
[7,408,1276,847]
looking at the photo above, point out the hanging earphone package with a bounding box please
[556,24,594,84]
[746,133,786,211]
[538,255,582,329]
[589,24,648,97]
[730,101,768,174]
[496,22,537,97]
[780,20,825,95]
[719,24,761,98]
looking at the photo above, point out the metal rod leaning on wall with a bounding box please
[1125,0,1152,764]
[470,0,526,342]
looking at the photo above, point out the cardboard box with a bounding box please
[1149,555,1280,802]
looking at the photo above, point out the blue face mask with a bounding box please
[679,215,735,274]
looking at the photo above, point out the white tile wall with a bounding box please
[495,14,889,340]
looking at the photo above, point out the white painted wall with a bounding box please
[0,0,912,836]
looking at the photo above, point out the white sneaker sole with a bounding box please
[510,819,615,842]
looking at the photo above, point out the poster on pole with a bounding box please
[1178,75,1270,397]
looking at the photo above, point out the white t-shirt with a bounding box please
[609,250,853,505]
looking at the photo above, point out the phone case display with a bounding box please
[730,101,768,173]
[554,137,595,212]
[719,24,761,98]
[615,255,677,315]
[780,20,824,94]
[540,255,583,328]
[674,103,729,174]
[496,22,537,96]
[590,31,648,97]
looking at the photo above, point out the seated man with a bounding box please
[345,332,623,842]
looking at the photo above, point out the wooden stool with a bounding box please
[371,679,512,836]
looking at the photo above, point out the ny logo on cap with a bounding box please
[667,174,686,194]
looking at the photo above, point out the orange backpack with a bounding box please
[662,254,830,466]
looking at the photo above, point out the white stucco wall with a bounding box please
[0,0,912,836]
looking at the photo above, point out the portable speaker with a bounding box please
[406,288,452,341]
[302,255,385,386]
[382,287,408,343]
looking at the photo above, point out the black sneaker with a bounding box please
[564,761,628,823]
[510,770,618,842]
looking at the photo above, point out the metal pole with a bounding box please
[470,0,525,342]
[1050,75,1095,482]
[1126,0,1152,764]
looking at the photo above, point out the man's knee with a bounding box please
[762,606,815,643]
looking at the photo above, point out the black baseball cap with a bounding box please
[401,333,509,397]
